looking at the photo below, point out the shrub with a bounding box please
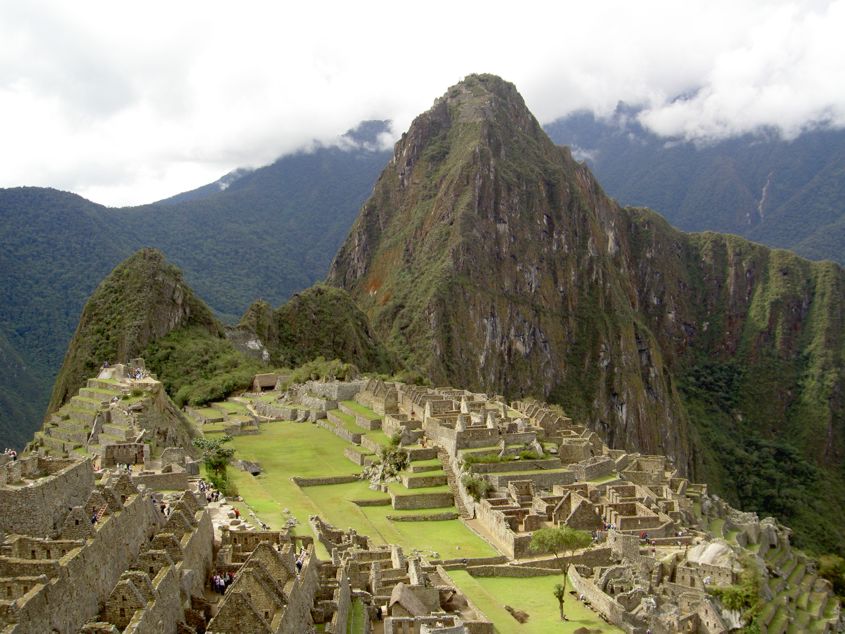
[461,475,492,501]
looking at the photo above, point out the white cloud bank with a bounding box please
[0,0,843,205]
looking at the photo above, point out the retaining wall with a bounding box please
[390,491,453,510]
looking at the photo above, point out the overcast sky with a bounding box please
[1,0,843,206]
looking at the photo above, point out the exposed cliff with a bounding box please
[328,74,845,553]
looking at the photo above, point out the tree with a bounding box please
[193,435,235,480]
[553,583,565,620]
[529,526,592,621]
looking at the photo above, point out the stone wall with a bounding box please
[103,444,145,467]
[120,566,182,634]
[326,566,351,634]
[178,510,215,597]
[279,546,321,634]
[567,566,629,631]
[390,492,454,510]
[385,512,458,522]
[293,475,361,487]
[317,418,361,444]
[0,459,94,538]
[572,456,615,481]
[344,447,375,466]
[401,474,447,489]
[306,380,366,402]
[131,471,189,491]
[6,489,162,634]
[468,458,561,474]
[488,470,574,490]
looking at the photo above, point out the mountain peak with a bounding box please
[400,74,545,156]
[47,248,221,413]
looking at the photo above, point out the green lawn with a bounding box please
[347,597,365,633]
[226,421,497,561]
[411,458,441,467]
[387,482,451,496]
[447,571,622,633]
[213,400,249,413]
[709,518,725,538]
[195,407,223,418]
[362,429,394,447]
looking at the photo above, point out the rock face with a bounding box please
[328,74,845,552]
[48,248,222,413]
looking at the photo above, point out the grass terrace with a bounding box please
[447,570,622,633]
[340,400,381,420]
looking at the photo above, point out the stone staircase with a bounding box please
[437,448,472,519]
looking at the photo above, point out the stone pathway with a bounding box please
[437,447,473,519]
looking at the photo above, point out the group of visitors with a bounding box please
[591,529,607,543]
[3,448,17,461]
[211,571,234,594]
[198,479,222,503]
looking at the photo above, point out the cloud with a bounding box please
[0,0,843,205]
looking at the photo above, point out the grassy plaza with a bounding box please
[221,419,498,560]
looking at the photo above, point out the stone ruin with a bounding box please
[2,366,841,633]
[0,456,213,633]
[337,379,843,634]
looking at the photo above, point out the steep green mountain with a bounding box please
[329,74,845,554]
[0,330,43,449]
[544,109,845,264]
[114,130,391,322]
[238,284,394,373]
[48,248,223,412]
[0,124,390,446]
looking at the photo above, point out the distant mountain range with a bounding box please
[0,122,391,446]
[3,100,845,464]
[544,106,845,265]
